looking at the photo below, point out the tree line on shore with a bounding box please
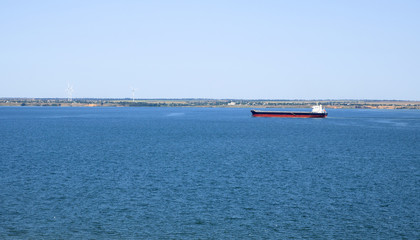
[0,98,419,109]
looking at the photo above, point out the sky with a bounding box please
[0,0,419,100]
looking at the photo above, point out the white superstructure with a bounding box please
[311,104,326,113]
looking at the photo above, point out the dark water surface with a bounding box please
[1,107,419,239]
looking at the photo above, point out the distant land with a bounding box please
[1,98,419,109]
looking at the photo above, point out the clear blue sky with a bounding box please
[1,0,419,100]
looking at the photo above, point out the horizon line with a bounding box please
[1,97,419,102]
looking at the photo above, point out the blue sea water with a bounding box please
[0,107,419,239]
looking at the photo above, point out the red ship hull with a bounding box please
[251,110,327,118]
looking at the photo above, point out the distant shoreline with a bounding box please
[1,98,419,109]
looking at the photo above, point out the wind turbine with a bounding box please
[131,87,137,102]
[66,83,74,101]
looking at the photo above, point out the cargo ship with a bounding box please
[251,105,328,118]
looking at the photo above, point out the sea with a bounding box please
[0,107,419,239]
